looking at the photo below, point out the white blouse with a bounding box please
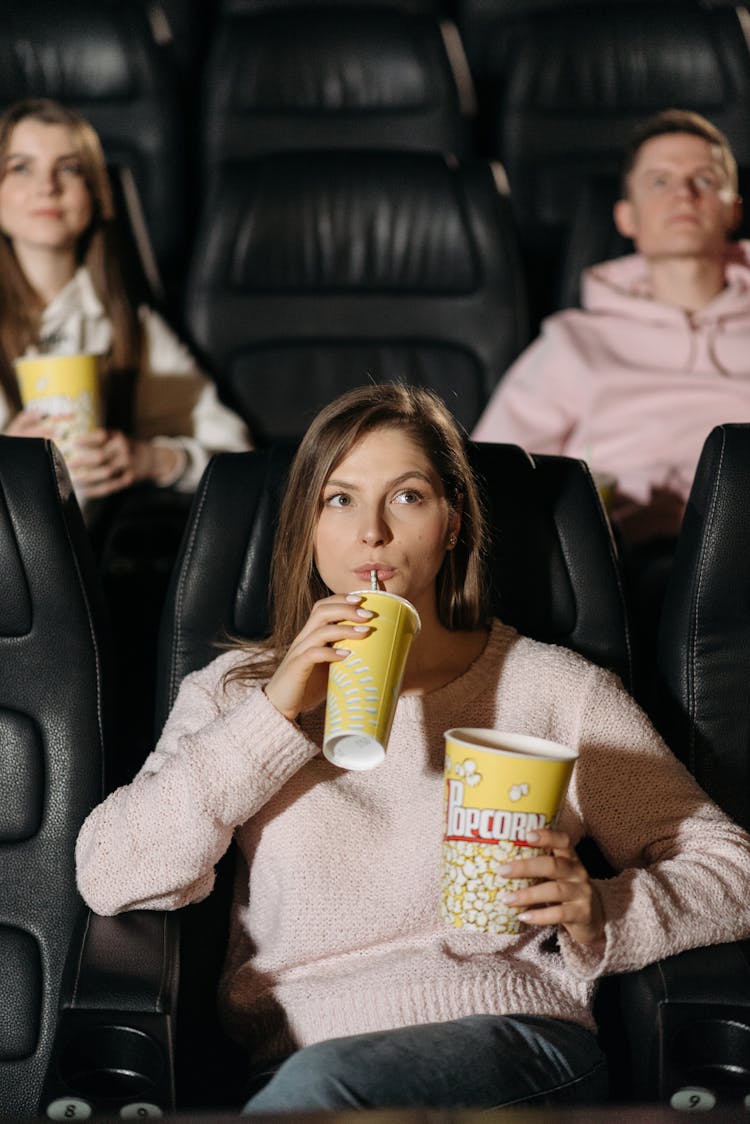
[6,267,252,492]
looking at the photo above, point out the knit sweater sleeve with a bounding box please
[75,655,319,916]
[558,667,750,980]
[133,307,253,492]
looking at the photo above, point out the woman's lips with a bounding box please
[354,567,396,582]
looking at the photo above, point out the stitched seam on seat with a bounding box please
[688,428,726,775]
[169,458,216,708]
[655,957,669,1003]
[573,456,635,688]
[592,475,635,688]
[156,912,174,1012]
[70,909,92,1009]
[48,441,108,791]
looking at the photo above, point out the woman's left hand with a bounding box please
[66,430,183,498]
[500,828,605,946]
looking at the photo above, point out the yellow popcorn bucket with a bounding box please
[15,353,102,458]
[323,590,420,771]
[441,728,578,934]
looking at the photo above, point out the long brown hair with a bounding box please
[225,383,490,686]
[0,98,141,416]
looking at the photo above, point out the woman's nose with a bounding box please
[359,508,391,545]
[36,168,59,195]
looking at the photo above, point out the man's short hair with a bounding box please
[620,108,738,198]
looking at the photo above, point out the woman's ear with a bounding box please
[728,194,743,235]
[613,198,636,240]
[447,497,463,547]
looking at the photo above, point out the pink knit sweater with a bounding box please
[76,620,750,1066]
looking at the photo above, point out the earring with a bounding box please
[448,533,457,548]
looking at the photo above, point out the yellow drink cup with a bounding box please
[441,728,578,934]
[15,353,102,458]
[323,590,421,771]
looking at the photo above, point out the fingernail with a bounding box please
[518,913,533,923]
[334,648,350,656]
[352,625,371,633]
[497,863,512,875]
[500,892,517,904]
[356,609,374,618]
[527,831,540,843]
[346,594,363,603]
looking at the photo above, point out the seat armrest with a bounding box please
[42,909,178,1117]
[63,909,179,1014]
[612,941,750,1105]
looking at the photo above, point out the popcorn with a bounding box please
[41,391,98,457]
[441,728,577,936]
[15,354,102,461]
[440,838,532,934]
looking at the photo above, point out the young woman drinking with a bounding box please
[76,383,750,1111]
[0,97,250,501]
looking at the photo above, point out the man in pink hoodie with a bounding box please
[473,109,749,553]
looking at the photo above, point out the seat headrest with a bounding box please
[185,152,528,441]
[201,7,467,166]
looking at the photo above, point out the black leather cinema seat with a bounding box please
[155,439,631,1106]
[199,5,473,181]
[0,436,179,1115]
[554,173,633,312]
[0,0,186,281]
[610,423,750,1107]
[657,424,750,833]
[221,0,449,13]
[183,150,529,444]
[0,437,109,1115]
[0,437,177,1118]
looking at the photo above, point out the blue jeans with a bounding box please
[242,1014,609,1113]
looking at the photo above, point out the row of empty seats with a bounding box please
[3,422,750,1114]
[4,0,750,324]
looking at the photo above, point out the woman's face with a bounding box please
[314,426,459,617]
[0,118,93,257]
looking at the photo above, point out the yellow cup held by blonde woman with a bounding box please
[441,728,578,934]
[324,590,421,771]
[15,353,102,458]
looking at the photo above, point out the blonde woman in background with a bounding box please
[0,97,251,501]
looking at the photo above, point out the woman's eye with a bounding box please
[5,161,29,175]
[325,493,352,508]
[394,489,422,505]
[59,161,83,177]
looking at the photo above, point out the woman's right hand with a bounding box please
[5,408,62,440]
[264,593,374,722]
